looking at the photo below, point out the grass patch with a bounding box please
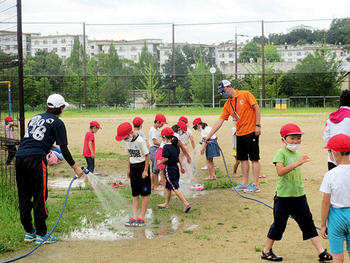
[254,246,262,252]
[183,230,193,234]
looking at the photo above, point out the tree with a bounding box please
[280,48,343,97]
[327,18,350,45]
[264,44,282,62]
[238,41,261,63]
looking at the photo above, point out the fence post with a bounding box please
[323,96,326,108]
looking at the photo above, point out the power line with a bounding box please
[86,22,172,26]
[0,14,16,23]
[0,0,10,5]
[0,4,16,14]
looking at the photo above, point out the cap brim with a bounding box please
[322,146,330,150]
[162,121,168,124]
[115,135,127,141]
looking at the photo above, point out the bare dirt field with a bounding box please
[3,111,347,263]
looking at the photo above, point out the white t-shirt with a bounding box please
[201,126,216,140]
[320,164,350,208]
[149,126,160,147]
[179,129,192,145]
[125,135,149,164]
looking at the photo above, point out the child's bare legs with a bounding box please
[241,160,249,185]
[310,236,325,254]
[132,196,139,219]
[233,157,241,178]
[207,158,215,179]
[332,253,345,263]
[263,237,275,253]
[140,196,149,220]
[173,189,190,208]
[251,160,260,186]
[158,188,171,208]
[159,170,165,188]
[151,172,159,190]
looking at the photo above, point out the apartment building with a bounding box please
[31,34,88,62]
[88,39,162,63]
[0,30,36,57]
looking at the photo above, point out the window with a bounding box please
[53,39,57,44]
[5,45,10,50]
[34,40,39,45]
[119,46,124,51]
[98,45,103,52]
[61,39,66,43]
[297,52,301,56]
[229,53,233,58]
[90,45,95,49]
[61,47,66,52]
[91,52,94,56]
[53,48,57,52]
[131,55,137,60]
[288,52,292,56]
[43,48,48,51]
[131,46,137,51]
[43,40,48,45]
[221,53,225,58]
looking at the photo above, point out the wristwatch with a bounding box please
[256,124,261,127]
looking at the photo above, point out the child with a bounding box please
[323,89,350,171]
[320,133,350,263]
[193,117,220,180]
[83,121,101,173]
[231,118,240,178]
[5,116,17,165]
[157,127,191,212]
[155,129,167,188]
[133,116,149,149]
[149,113,167,190]
[115,122,151,227]
[178,116,195,150]
[261,123,332,262]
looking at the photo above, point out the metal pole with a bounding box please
[235,30,238,79]
[212,73,214,108]
[83,22,87,108]
[172,23,176,104]
[8,83,11,116]
[17,0,25,138]
[261,20,266,107]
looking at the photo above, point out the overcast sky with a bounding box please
[12,0,350,44]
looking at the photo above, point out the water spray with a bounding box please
[1,168,89,263]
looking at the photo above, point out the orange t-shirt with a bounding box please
[220,90,258,136]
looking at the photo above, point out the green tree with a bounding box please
[280,48,343,97]
[264,44,282,62]
[327,18,350,45]
[238,41,261,63]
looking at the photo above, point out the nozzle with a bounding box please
[199,139,205,145]
[81,167,90,174]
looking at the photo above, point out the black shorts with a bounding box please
[164,166,180,190]
[236,132,260,161]
[130,161,151,197]
[267,195,318,241]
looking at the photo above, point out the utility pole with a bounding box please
[17,0,24,138]
[261,20,266,107]
[234,30,238,79]
[172,23,176,104]
[83,22,87,108]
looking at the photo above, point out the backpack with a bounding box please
[46,150,58,165]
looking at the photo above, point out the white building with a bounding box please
[88,39,162,63]
[31,34,88,62]
[0,30,36,57]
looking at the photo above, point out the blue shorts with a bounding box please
[328,206,350,254]
[149,146,160,174]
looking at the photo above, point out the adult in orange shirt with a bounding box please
[207,80,261,193]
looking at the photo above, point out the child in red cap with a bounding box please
[193,117,220,180]
[157,127,191,213]
[261,123,332,262]
[83,121,101,183]
[115,122,151,227]
[5,116,18,165]
[149,113,167,190]
[133,117,149,148]
[320,134,350,262]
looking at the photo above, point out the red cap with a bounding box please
[280,123,304,137]
[179,116,188,124]
[192,117,202,128]
[132,117,144,126]
[324,134,350,152]
[177,120,187,132]
[5,116,13,123]
[90,121,101,129]
[161,127,174,137]
[155,113,167,124]
[115,122,132,141]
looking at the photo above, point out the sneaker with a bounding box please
[125,218,137,227]
[204,176,216,181]
[243,184,261,193]
[118,181,125,187]
[135,218,145,227]
[110,183,119,188]
[24,230,36,242]
[258,174,266,178]
[234,183,249,191]
[201,166,208,170]
[35,234,57,244]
